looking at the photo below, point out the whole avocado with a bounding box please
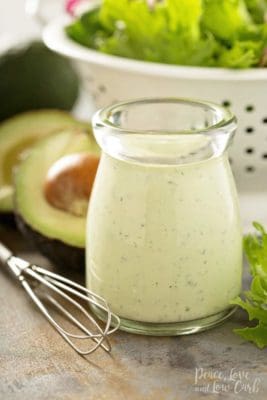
[0,41,80,121]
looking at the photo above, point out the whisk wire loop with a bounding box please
[0,242,120,355]
[31,266,120,335]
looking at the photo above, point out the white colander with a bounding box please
[43,15,267,230]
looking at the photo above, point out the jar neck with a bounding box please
[93,126,236,166]
[93,98,237,166]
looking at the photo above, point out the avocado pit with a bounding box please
[44,152,99,217]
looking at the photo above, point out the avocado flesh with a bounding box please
[0,186,13,213]
[15,129,99,253]
[16,216,85,271]
[0,110,89,214]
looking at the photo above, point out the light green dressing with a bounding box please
[86,152,242,323]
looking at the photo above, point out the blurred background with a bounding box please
[0,0,92,120]
[0,0,36,38]
[0,0,63,39]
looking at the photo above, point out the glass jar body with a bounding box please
[86,151,242,335]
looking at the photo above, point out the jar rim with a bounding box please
[93,97,237,136]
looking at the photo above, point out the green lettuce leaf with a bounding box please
[234,323,267,349]
[66,0,267,68]
[217,40,264,68]
[165,0,202,38]
[202,0,252,41]
[233,296,267,322]
[232,222,267,348]
[99,0,216,65]
[244,0,267,23]
[66,8,110,48]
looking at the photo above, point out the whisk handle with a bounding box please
[0,242,13,265]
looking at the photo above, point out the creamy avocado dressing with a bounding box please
[86,152,242,323]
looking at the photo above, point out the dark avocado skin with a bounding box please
[0,213,16,227]
[16,214,85,271]
[0,41,80,121]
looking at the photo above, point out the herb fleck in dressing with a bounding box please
[86,153,242,323]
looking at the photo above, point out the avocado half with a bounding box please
[0,41,79,121]
[15,129,99,270]
[0,110,87,216]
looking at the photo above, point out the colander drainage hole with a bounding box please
[222,100,231,107]
[245,105,254,112]
[262,153,267,159]
[98,85,107,93]
[245,166,255,173]
[245,127,254,134]
[263,118,267,124]
[245,148,254,154]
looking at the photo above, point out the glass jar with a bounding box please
[86,98,242,335]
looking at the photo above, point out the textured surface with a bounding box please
[0,223,266,400]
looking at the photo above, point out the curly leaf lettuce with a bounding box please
[66,0,267,68]
[98,0,214,64]
[202,0,252,41]
[165,0,202,38]
[244,0,267,23]
[218,40,264,68]
[232,222,267,348]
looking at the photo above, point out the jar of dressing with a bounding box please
[86,98,242,335]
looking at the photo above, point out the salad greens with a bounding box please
[232,222,267,348]
[66,0,267,68]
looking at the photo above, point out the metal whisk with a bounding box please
[0,242,120,355]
